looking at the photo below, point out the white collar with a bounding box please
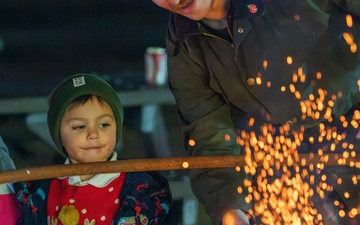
[60,152,120,187]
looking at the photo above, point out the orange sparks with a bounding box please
[225,134,231,141]
[343,32,354,45]
[188,139,195,146]
[286,56,293,65]
[343,32,357,53]
[316,72,322,80]
[248,117,255,127]
[263,60,268,70]
[346,14,353,27]
[350,43,357,53]
[266,81,271,88]
[182,161,189,168]
[234,58,360,224]
[256,77,262,85]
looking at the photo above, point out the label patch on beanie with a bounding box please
[72,76,86,87]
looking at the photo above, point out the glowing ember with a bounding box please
[263,60,268,70]
[182,162,189,168]
[225,134,231,141]
[286,56,293,65]
[346,14,353,28]
[188,139,196,146]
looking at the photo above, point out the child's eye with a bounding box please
[72,125,85,130]
[100,123,110,128]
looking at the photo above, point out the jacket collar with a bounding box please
[168,0,265,42]
[61,151,120,187]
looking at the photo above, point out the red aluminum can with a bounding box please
[144,47,167,86]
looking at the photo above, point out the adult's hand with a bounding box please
[222,209,250,225]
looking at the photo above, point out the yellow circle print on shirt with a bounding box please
[58,205,80,225]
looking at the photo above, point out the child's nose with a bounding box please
[87,128,99,140]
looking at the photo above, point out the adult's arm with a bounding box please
[167,36,251,224]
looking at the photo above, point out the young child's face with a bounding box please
[60,96,117,164]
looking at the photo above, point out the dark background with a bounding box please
[0,0,170,98]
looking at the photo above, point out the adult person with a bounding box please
[150,0,360,224]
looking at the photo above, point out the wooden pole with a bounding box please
[0,155,243,184]
[0,153,358,184]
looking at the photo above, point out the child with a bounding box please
[13,74,172,225]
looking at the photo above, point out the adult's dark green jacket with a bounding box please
[165,0,360,224]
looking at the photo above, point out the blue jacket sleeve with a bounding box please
[0,136,16,171]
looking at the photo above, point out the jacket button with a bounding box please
[237,27,244,33]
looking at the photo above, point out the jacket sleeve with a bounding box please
[0,136,16,171]
[166,35,252,224]
[0,136,22,224]
[167,34,240,157]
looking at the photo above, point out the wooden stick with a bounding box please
[0,155,243,184]
[0,154,358,184]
